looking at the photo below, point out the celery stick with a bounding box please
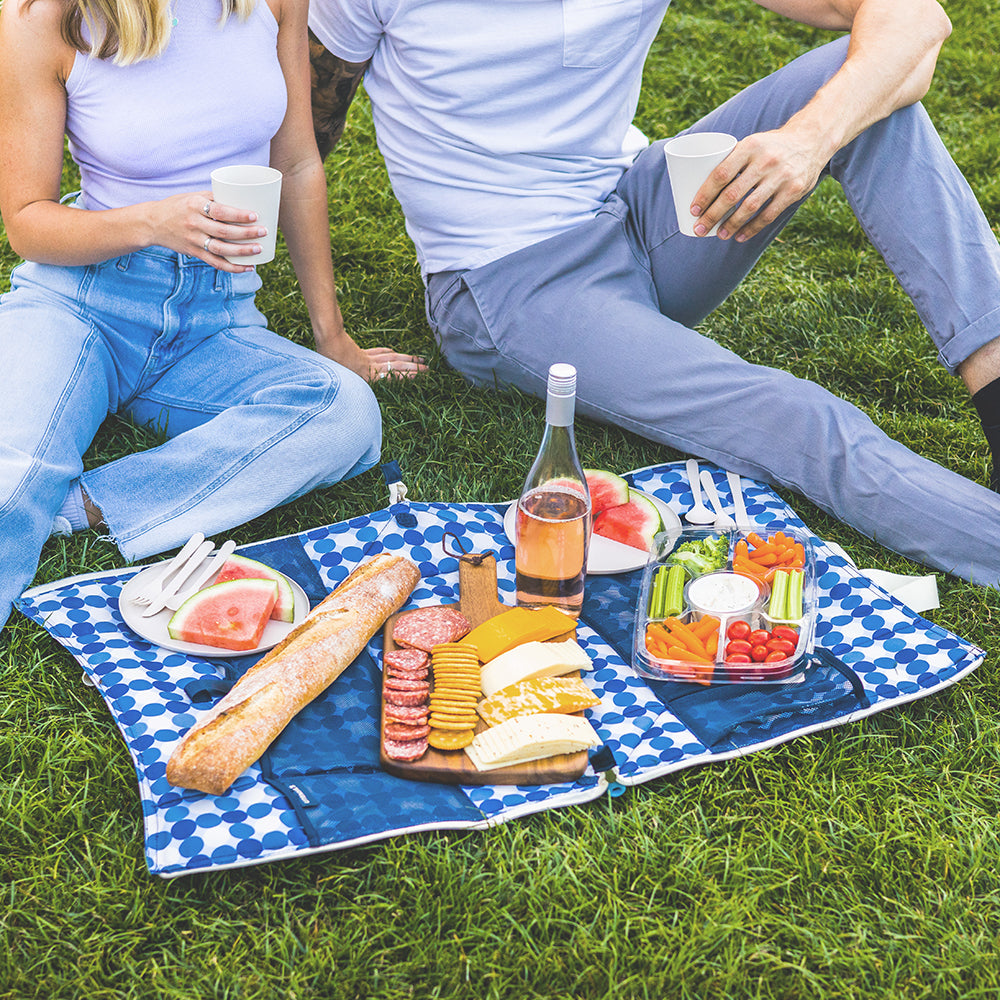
[768,570,789,619]
[663,564,686,618]
[649,566,667,618]
[787,569,804,620]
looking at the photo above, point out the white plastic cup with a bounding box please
[210,164,282,264]
[663,132,737,237]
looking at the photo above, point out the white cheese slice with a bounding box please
[479,638,591,698]
[464,713,601,771]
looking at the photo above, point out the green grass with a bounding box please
[3,2,1000,997]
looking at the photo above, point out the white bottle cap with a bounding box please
[546,363,577,426]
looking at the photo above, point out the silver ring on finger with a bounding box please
[203,201,212,218]
[385,361,393,374]
[203,236,212,253]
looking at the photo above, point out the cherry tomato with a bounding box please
[726,620,751,641]
[726,639,753,657]
[748,629,771,647]
[764,650,788,663]
[765,638,796,657]
[725,653,752,665]
[750,644,769,662]
[771,626,799,644]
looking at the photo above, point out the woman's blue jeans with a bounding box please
[0,247,381,627]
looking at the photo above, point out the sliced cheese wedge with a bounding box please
[462,605,576,664]
[465,713,601,771]
[480,638,591,698]
[477,675,600,728]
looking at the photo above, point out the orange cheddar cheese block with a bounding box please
[477,675,600,728]
[462,605,577,663]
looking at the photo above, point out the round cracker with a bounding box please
[429,698,478,710]
[428,729,476,750]
[429,716,478,730]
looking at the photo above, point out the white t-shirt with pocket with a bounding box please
[309,0,668,275]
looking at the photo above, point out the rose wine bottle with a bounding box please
[515,363,591,617]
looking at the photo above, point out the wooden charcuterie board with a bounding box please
[379,554,591,785]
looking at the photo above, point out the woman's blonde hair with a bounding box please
[50,0,257,65]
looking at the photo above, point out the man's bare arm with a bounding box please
[691,0,951,241]
[308,32,370,159]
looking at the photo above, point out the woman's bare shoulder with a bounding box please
[0,0,76,80]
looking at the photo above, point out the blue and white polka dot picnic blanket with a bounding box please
[17,463,984,878]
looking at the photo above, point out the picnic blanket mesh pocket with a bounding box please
[258,648,484,847]
[647,648,869,751]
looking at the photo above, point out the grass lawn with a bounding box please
[3,2,1000,997]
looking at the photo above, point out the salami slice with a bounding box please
[384,722,432,742]
[384,705,430,725]
[392,606,472,653]
[386,666,430,681]
[384,677,431,692]
[384,648,430,671]
[383,737,429,761]
[383,688,429,707]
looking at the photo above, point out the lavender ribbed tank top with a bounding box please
[65,0,287,211]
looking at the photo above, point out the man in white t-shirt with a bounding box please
[307,0,1000,587]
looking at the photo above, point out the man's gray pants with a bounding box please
[426,37,1000,585]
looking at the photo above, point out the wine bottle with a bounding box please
[515,363,592,617]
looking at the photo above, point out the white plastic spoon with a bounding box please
[684,459,715,525]
[699,470,736,531]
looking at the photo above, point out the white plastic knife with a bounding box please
[165,539,238,611]
[134,531,205,605]
[142,539,215,617]
[726,470,751,532]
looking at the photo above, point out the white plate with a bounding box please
[119,563,309,658]
[503,488,682,575]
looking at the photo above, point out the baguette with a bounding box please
[166,552,421,795]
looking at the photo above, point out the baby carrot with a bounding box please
[733,555,768,580]
[663,616,711,658]
[691,614,721,640]
[665,645,714,665]
[705,629,719,658]
[646,622,673,645]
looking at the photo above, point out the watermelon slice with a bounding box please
[593,489,664,551]
[167,578,278,651]
[213,554,295,622]
[584,468,630,516]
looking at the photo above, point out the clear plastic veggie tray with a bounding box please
[632,525,817,685]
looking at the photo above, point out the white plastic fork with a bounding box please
[131,532,206,606]
[141,539,217,617]
[699,470,736,531]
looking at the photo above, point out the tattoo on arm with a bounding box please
[309,31,370,159]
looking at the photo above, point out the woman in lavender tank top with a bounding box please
[0,0,425,629]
